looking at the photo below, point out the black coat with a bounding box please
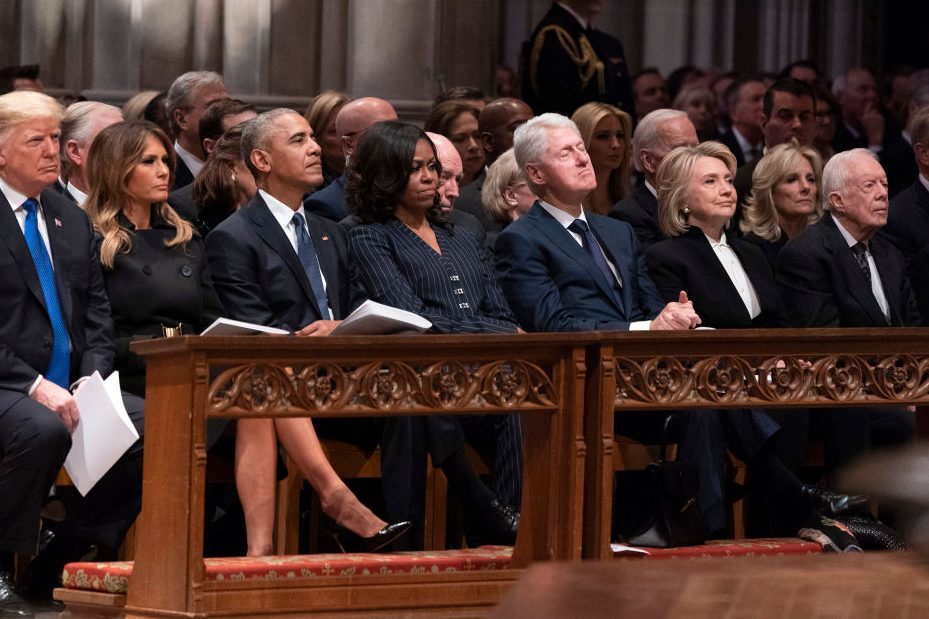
[645,227,788,329]
[608,181,666,250]
[881,178,929,324]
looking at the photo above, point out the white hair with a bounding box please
[632,109,688,172]
[60,101,123,162]
[822,148,878,208]
[165,70,225,132]
[513,113,579,193]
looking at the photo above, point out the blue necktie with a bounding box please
[568,218,623,296]
[292,212,331,319]
[22,199,71,387]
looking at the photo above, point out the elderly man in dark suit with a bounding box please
[0,91,145,610]
[165,71,228,190]
[495,112,699,333]
[609,109,698,250]
[777,148,919,476]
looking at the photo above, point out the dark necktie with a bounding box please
[22,198,71,388]
[568,219,623,294]
[292,212,331,319]
[851,242,872,285]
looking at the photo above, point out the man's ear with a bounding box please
[341,135,353,158]
[480,131,494,155]
[525,161,545,186]
[202,138,216,155]
[828,191,845,214]
[250,148,271,175]
[66,139,83,167]
[640,150,658,175]
[174,107,189,133]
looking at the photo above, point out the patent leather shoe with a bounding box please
[801,484,870,518]
[0,572,32,618]
[477,499,520,546]
[332,521,413,553]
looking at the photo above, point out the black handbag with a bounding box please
[623,415,708,548]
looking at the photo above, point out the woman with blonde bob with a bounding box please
[644,142,863,537]
[570,102,632,215]
[739,142,823,266]
[480,149,536,227]
[304,90,352,186]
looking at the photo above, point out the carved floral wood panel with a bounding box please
[207,360,558,417]
[613,354,929,408]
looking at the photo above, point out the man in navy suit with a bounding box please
[0,91,145,608]
[495,113,699,332]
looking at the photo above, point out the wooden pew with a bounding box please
[584,327,929,559]
[57,333,591,617]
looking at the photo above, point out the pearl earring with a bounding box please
[682,206,690,215]
[231,173,237,184]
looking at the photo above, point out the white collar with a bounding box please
[0,177,34,212]
[832,214,865,249]
[260,188,306,229]
[557,2,588,29]
[174,140,204,176]
[66,181,88,207]
[539,200,586,230]
[705,230,729,247]
[919,173,929,195]
[644,180,657,198]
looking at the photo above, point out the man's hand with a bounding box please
[294,320,342,337]
[860,101,885,147]
[32,378,80,432]
[650,291,702,331]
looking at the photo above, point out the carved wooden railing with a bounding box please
[584,328,929,559]
[125,334,591,617]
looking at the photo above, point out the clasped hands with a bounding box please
[650,291,702,331]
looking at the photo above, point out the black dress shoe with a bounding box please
[801,484,870,518]
[332,521,413,553]
[0,572,33,618]
[23,530,95,599]
[475,499,519,546]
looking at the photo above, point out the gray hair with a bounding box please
[240,108,300,178]
[513,112,579,193]
[165,70,224,133]
[822,148,878,207]
[911,106,929,148]
[632,109,688,172]
[60,101,123,162]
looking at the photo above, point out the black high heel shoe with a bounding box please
[332,520,413,553]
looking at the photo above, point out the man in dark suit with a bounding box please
[454,97,534,242]
[495,113,699,332]
[777,148,918,474]
[165,71,228,190]
[424,132,486,245]
[0,91,145,609]
[521,1,635,118]
[717,76,766,168]
[303,97,397,222]
[609,109,698,250]
[58,101,124,207]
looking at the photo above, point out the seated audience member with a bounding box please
[609,109,699,249]
[571,102,632,215]
[142,91,172,139]
[776,148,918,474]
[673,83,719,142]
[58,101,124,207]
[168,98,257,221]
[494,113,700,333]
[832,68,885,156]
[710,71,737,136]
[0,64,43,94]
[481,149,537,227]
[778,59,820,84]
[190,125,257,236]
[718,76,766,167]
[303,97,398,221]
[434,86,486,113]
[165,71,228,189]
[881,106,929,324]
[304,90,353,188]
[665,65,707,104]
[632,68,669,121]
[206,110,410,555]
[812,84,839,162]
[0,90,144,603]
[740,142,823,267]
[424,132,486,243]
[347,121,522,544]
[454,97,534,240]
[424,101,484,186]
[643,141,862,534]
[84,121,222,396]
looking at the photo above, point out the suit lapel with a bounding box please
[0,191,48,309]
[41,195,75,325]
[529,204,625,314]
[821,215,889,325]
[871,239,903,325]
[246,196,321,317]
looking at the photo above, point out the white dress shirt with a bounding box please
[65,181,88,208]
[260,189,332,319]
[705,232,761,319]
[833,216,890,320]
[174,140,205,178]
